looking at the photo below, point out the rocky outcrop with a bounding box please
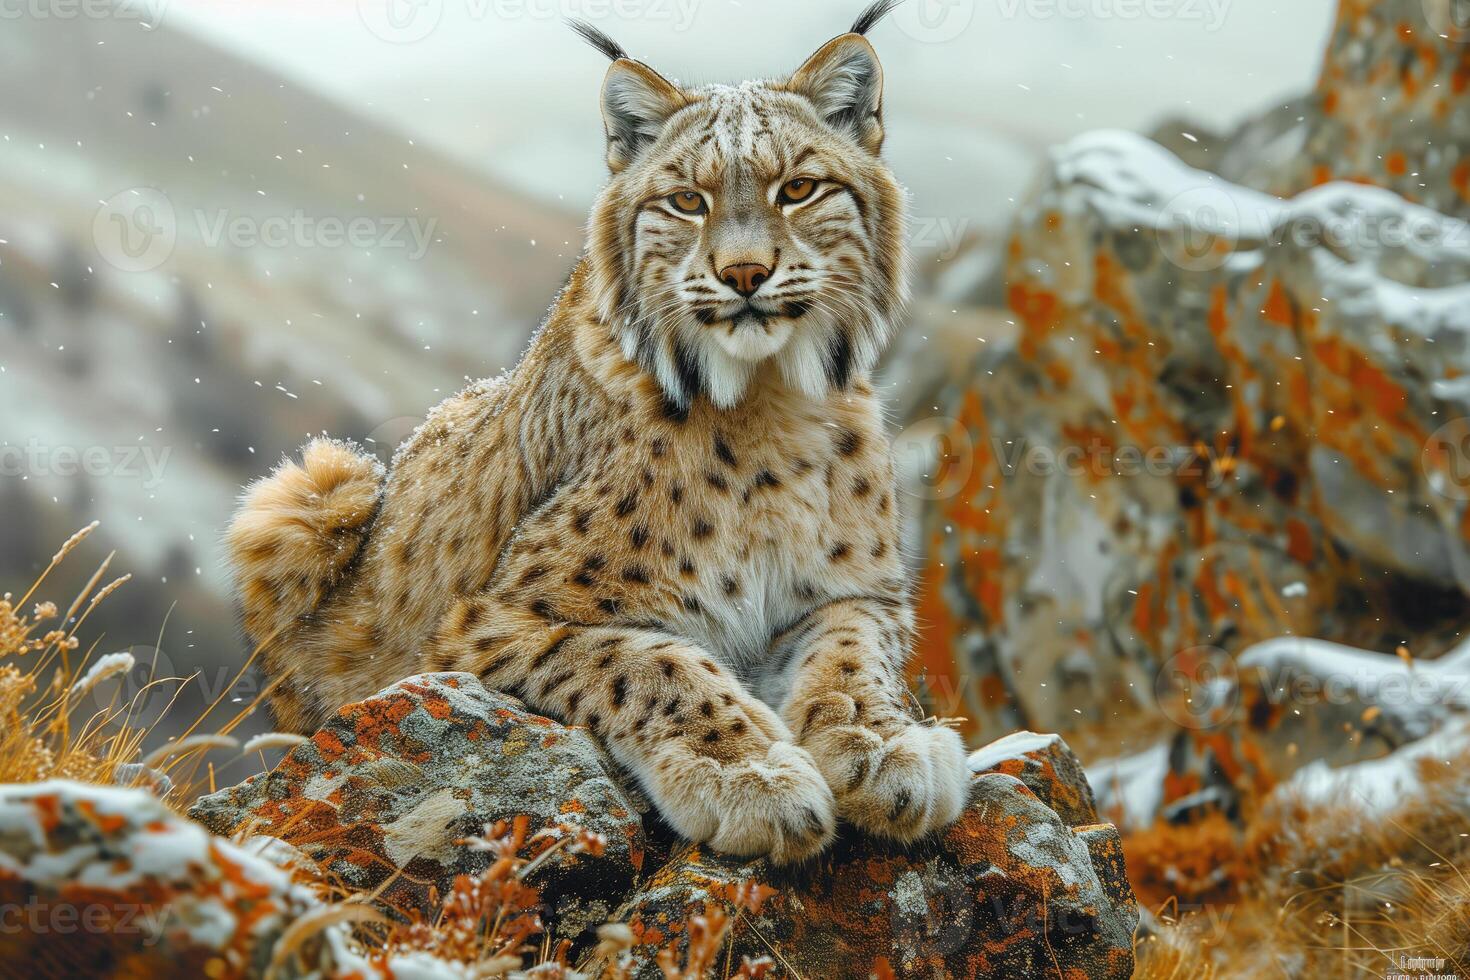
[0,781,316,979]
[1228,0,1470,221]
[914,124,1470,742]
[190,673,646,940]
[966,730,1100,827]
[594,735,1136,979]
[1156,2,1470,221]
[911,0,1470,750]
[0,675,1136,977]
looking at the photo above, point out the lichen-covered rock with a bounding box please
[1075,822,1135,921]
[592,771,1137,979]
[1227,0,1470,221]
[915,123,1470,741]
[909,0,1470,747]
[190,672,645,940]
[968,730,1100,827]
[0,780,314,979]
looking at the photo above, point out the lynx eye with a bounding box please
[668,191,708,215]
[778,177,819,204]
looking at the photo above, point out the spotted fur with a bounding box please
[225,6,965,863]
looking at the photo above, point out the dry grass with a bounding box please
[1134,744,1470,978]
[0,521,153,789]
[0,522,257,798]
[0,526,776,978]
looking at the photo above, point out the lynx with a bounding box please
[226,0,968,863]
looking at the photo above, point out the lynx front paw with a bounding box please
[803,708,968,843]
[654,742,836,864]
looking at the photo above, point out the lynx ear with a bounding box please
[600,59,687,173]
[788,34,885,154]
[571,20,686,172]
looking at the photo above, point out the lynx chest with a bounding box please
[494,395,902,673]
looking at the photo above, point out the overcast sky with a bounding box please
[165,0,1337,228]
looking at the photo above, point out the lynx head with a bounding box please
[578,1,909,414]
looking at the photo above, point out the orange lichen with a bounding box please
[421,696,454,720]
[1009,281,1063,355]
[1261,280,1295,328]
[1285,518,1314,564]
[1123,811,1247,911]
[349,694,416,749]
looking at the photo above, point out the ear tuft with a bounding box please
[600,60,686,173]
[569,19,629,61]
[788,34,885,154]
[850,0,904,36]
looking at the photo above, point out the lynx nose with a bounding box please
[720,263,772,298]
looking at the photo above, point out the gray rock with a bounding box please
[190,672,647,941]
[587,770,1137,979]
[920,126,1470,737]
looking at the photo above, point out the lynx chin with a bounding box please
[226,0,968,864]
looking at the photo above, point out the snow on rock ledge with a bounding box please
[1086,633,1470,831]
[967,730,1100,827]
[1238,635,1470,770]
[0,780,314,978]
[1281,716,1470,817]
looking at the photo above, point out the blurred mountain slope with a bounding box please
[0,11,581,736]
